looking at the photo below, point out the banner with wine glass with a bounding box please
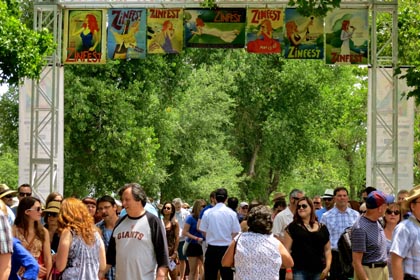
[107,9,147,59]
[283,9,324,59]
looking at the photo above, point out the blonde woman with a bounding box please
[13,197,52,279]
[383,203,401,279]
[55,198,106,279]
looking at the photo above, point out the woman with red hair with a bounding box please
[340,20,355,56]
[247,19,280,53]
[72,14,100,52]
[55,197,106,279]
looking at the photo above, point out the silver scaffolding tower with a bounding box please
[22,2,63,199]
[26,0,400,198]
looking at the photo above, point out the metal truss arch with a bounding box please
[25,0,401,198]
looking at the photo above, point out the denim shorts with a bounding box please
[293,269,321,280]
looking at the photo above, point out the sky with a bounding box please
[0,83,7,95]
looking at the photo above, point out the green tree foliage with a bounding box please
[0,49,368,202]
[0,87,18,151]
[285,66,368,199]
[397,0,420,100]
[63,53,244,200]
[229,58,367,201]
[170,50,367,202]
[287,0,341,17]
[160,58,243,201]
[0,0,54,85]
[64,61,165,197]
[397,0,420,184]
[0,147,18,188]
[26,48,366,202]
[0,87,18,188]
[200,0,341,17]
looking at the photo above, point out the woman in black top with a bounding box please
[284,197,332,280]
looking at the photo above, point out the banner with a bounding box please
[246,8,283,54]
[184,8,246,48]
[146,9,183,54]
[63,10,107,64]
[283,9,323,59]
[107,9,147,59]
[325,9,368,65]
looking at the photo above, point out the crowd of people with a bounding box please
[1,181,420,280]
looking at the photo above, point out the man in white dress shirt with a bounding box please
[199,188,240,280]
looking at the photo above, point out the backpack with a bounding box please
[337,226,353,278]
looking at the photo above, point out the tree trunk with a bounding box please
[266,169,280,201]
[248,143,260,177]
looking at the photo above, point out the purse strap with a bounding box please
[18,228,37,252]
[233,233,242,256]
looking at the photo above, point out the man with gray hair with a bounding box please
[273,189,304,242]
[173,198,190,280]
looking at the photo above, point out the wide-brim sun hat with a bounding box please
[272,192,286,202]
[43,201,61,214]
[404,185,420,209]
[0,184,18,199]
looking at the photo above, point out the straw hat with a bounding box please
[0,184,17,199]
[404,185,420,209]
[43,201,61,214]
[272,192,286,202]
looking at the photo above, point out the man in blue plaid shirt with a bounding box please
[321,187,359,280]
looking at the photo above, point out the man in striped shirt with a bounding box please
[352,191,391,280]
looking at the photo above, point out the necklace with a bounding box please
[304,223,311,230]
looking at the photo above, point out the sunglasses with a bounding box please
[28,207,42,212]
[313,202,321,204]
[164,207,172,211]
[297,204,309,210]
[385,209,400,215]
[241,206,249,209]
[5,194,15,198]
[47,213,58,218]
[323,198,333,201]
[292,197,300,200]
[19,192,32,197]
